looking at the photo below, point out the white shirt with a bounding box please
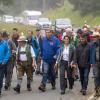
[30,46,36,58]
[17,45,35,61]
[36,36,39,44]
[62,45,69,61]
[20,46,27,61]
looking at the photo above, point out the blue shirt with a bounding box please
[0,40,11,64]
[41,35,60,63]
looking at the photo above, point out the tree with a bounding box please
[0,0,13,5]
[0,0,63,15]
[68,0,100,15]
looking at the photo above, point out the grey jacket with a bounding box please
[56,44,76,66]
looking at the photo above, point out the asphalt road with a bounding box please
[0,68,100,100]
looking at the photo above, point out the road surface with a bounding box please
[0,68,100,100]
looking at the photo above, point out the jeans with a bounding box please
[92,64,100,89]
[36,56,41,72]
[60,60,74,91]
[41,61,56,86]
[0,64,7,92]
[5,60,13,87]
[79,66,90,90]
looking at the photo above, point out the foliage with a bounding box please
[44,0,100,27]
[68,0,100,15]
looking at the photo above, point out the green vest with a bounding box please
[17,45,32,66]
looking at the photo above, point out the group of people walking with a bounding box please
[0,25,100,99]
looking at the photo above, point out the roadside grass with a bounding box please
[0,23,35,35]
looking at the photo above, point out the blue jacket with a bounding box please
[41,35,60,63]
[90,41,100,64]
[27,36,39,57]
[0,40,11,64]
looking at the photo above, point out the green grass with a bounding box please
[44,0,100,27]
[0,23,35,35]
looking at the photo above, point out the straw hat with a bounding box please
[18,33,27,42]
[91,32,100,37]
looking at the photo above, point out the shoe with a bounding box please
[61,90,65,95]
[80,89,83,93]
[69,85,73,90]
[40,72,43,75]
[82,90,86,95]
[65,78,68,89]
[51,82,56,90]
[52,86,56,90]
[76,75,79,80]
[35,71,40,75]
[27,84,32,91]
[4,85,9,91]
[0,91,1,97]
[38,84,46,92]
[13,85,20,93]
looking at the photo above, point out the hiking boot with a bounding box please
[61,90,65,95]
[82,90,87,95]
[38,84,46,92]
[13,84,20,93]
[27,84,32,91]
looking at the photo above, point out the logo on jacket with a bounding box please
[50,42,54,46]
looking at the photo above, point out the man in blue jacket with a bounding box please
[34,29,42,75]
[27,30,39,57]
[27,30,39,79]
[0,32,10,96]
[38,28,60,92]
[90,32,100,98]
